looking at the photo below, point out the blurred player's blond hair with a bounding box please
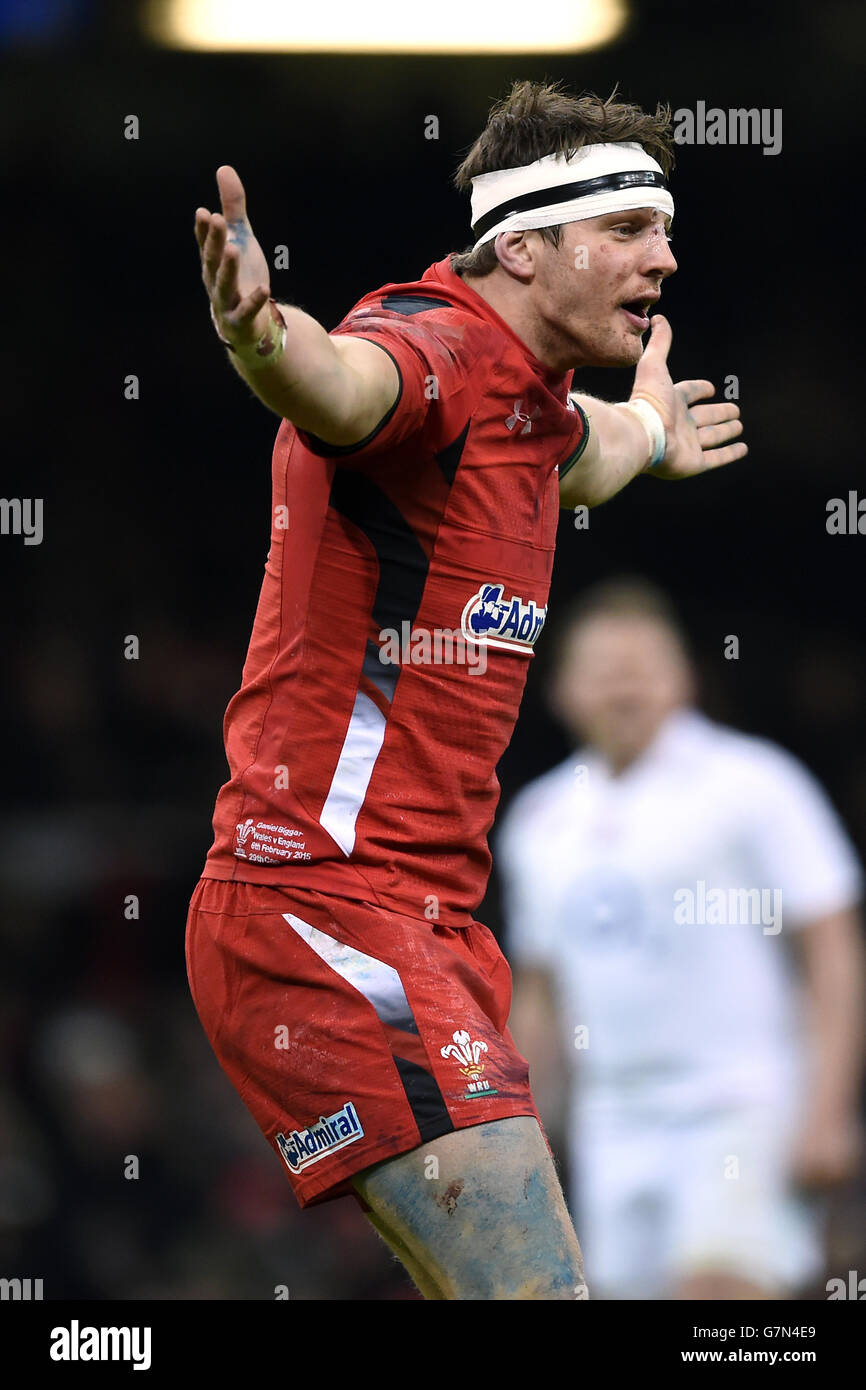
[550,575,691,664]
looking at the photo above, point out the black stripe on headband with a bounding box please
[471,169,669,242]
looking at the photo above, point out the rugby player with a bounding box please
[499,579,866,1299]
[186,80,747,1300]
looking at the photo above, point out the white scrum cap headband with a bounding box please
[469,141,674,249]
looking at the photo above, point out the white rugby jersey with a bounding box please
[497,708,863,1106]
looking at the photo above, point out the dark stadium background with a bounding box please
[2,0,865,1300]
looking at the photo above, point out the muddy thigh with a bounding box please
[351,1115,588,1300]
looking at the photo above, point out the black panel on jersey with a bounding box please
[380,294,455,315]
[435,418,470,487]
[362,637,400,702]
[329,472,430,684]
[392,1055,455,1142]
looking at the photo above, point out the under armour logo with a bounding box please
[505,399,541,435]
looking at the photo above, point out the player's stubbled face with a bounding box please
[534,209,676,369]
[552,616,693,770]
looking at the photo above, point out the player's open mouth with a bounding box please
[620,299,654,331]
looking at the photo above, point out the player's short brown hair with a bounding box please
[450,80,675,279]
[551,576,692,669]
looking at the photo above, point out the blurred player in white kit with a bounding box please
[497,578,866,1299]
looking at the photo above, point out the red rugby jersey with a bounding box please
[202,255,589,926]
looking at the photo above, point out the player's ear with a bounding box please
[493,231,535,281]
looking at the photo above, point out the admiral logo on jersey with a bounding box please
[461,582,547,653]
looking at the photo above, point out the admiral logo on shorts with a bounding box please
[275,1101,364,1173]
[461,583,546,654]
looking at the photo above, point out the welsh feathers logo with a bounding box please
[461,583,546,653]
[441,1029,488,1077]
[440,1029,497,1099]
[235,818,255,857]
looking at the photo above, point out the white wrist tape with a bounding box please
[620,398,666,470]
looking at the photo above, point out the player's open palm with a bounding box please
[630,315,747,479]
[195,166,272,348]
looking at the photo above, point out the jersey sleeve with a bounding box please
[295,306,485,467]
[743,743,864,926]
[495,787,562,971]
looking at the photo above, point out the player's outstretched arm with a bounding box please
[194,166,399,445]
[560,314,747,509]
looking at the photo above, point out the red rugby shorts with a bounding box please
[185,877,542,1209]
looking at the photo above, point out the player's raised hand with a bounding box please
[194,166,272,348]
[630,314,747,479]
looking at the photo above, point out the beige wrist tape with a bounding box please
[210,299,288,371]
